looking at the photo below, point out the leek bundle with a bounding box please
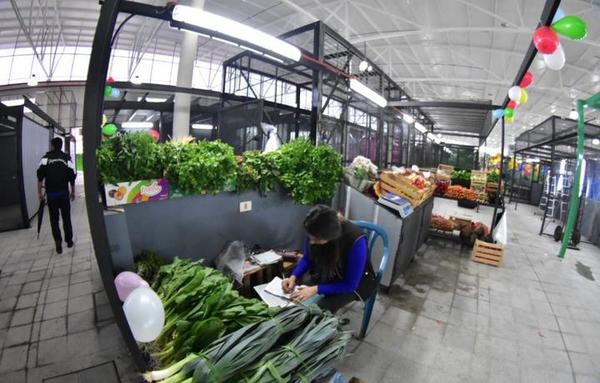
[242,316,340,383]
[291,332,352,383]
[145,306,310,383]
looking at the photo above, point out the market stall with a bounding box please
[513,115,600,249]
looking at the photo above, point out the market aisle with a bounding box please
[338,202,600,382]
[0,178,138,383]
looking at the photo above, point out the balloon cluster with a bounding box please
[533,12,587,71]
[105,77,122,98]
[495,10,587,124]
[115,271,165,343]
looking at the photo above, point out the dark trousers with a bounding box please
[47,196,72,245]
[317,293,358,314]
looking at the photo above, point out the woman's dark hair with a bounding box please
[303,205,341,242]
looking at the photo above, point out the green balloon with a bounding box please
[551,15,587,40]
[504,108,514,119]
[104,85,113,97]
[102,123,117,136]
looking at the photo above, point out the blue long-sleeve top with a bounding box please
[292,236,367,295]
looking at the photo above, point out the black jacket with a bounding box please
[37,150,76,194]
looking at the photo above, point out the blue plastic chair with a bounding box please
[352,220,390,339]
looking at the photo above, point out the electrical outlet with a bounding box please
[240,201,252,212]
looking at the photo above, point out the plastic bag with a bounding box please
[215,241,247,283]
[262,123,281,153]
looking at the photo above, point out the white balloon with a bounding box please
[508,86,522,102]
[123,286,165,343]
[543,44,566,71]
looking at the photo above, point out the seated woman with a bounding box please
[282,205,376,313]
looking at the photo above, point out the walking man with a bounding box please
[37,137,76,254]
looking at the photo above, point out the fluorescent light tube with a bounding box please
[414,122,427,134]
[121,121,154,129]
[137,97,168,103]
[402,113,415,124]
[172,5,302,62]
[1,98,35,106]
[349,79,387,108]
[192,124,213,130]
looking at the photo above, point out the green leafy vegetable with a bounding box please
[134,250,167,285]
[271,140,343,205]
[236,150,278,194]
[163,140,237,195]
[97,133,164,183]
[451,169,471,181]
[487,169,499,183]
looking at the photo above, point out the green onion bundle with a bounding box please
[146,306,310,383]
[291,331,352,383]
[241,316,339,383]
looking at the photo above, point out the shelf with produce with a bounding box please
[97,134,343,207]
[130,257,350,383]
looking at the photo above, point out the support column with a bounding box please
[173,0,204,139]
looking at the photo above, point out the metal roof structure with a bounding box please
[1,0,600,151]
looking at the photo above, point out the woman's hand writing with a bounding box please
[281,276,297,293]
[290,285,318,302]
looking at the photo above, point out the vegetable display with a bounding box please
[97,133,164,184]
[135,250,167,285]
[271,139,343,205]
[348,155,378,180]
[147,258,272,365]
[163,140,237,195]
[431,214,455,231]
[236,150,278,194]
[487,169,499,183]
[144,306,349,383]
[445,185,477,201]
[451,169,471,181]
[96,136,343,205]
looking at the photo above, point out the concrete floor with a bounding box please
[1,183,599,382]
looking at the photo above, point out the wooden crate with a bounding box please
[380,172,425,201]
[450,216,471,229]
[471,239,504,267]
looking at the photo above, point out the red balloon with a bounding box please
[533,26,559,54]
[508,100,518,109]
[520,71,534,88]
[107,76,115,84]
[148,129,160,141]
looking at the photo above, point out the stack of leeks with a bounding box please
[144,306,351,383]
[149,258,273,365]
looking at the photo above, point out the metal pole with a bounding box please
[540,118,556,235]
[491,116,505,231]
[509,153,516,204]
[81,0,147,371]
[309,22,323,144]
[559,100,586,258]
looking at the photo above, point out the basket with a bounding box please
[380,172,425,202]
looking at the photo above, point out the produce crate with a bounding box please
[471,239,504,267]
[458,199,478,209]
[380,181,420,207]
[471,170,487,184]
[438,164,454,174]
[380,172,425,201]
[450,216,471,229]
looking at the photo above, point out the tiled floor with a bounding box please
[1,184,599,382]
[338,202,600,383]
[0,181,137,383]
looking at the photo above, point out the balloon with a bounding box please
[102,123,118,136]
[519,88,528,105]
[107,76,115,84]
[102,114,107,126]
[519,71,534,88]
[551,15,588,40]
[148,129,160,141]
[543,43,566,71]
[493,109,504,119]
[533,26,559,54]
[104,85,113,97]
[504,108,514,119]
[506,116,514,124]
[114,271,148,302]
[552,8,565,24]
[507,100,518,110]
[508,86,522,102]
[110,87,121,98]
[123,287,165,343]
